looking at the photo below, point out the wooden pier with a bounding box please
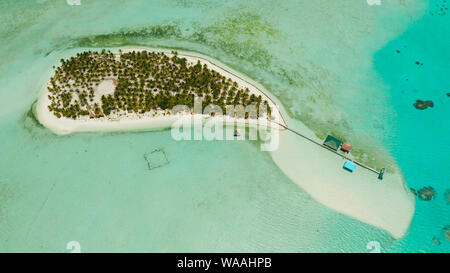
[274,122,381,175]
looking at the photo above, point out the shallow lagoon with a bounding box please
[0,0,448,252]
[374,0,450,252]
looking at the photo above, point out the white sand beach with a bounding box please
[36,48,286,135]
[271,117,415,239]
[36,47,415,239]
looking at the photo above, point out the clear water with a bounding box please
[374,0,450,252]
[0,0,448,252]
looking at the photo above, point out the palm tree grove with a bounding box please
[46,49,272,120]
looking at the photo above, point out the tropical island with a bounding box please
[37,49,283,135]
[35,48,415,239]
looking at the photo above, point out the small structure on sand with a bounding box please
[323,135,343,151]
[341,143,352,153]
[144,148,169,170]
[343,160,357,172]
[378,168,386,180]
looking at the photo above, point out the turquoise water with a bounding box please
[0,111,393,252]
[0,0,448,252]
[374,0,450,252]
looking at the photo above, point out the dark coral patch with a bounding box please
[417,186,435,201]
[444,225,450,242]
[413,100,434,110]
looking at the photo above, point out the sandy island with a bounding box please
[36,47,415,239]
[272,117,415,239]
[36,48,286,135]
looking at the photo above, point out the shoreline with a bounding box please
[35,46,415,239]
[36,48,286,135]
[272,121,415,239]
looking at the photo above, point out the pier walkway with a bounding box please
[274,122,381,175]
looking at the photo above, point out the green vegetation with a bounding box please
[54,9,393,171]
[47,49,272,119]
[75,23,182,48]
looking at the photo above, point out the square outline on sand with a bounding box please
[144,148,169,170]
